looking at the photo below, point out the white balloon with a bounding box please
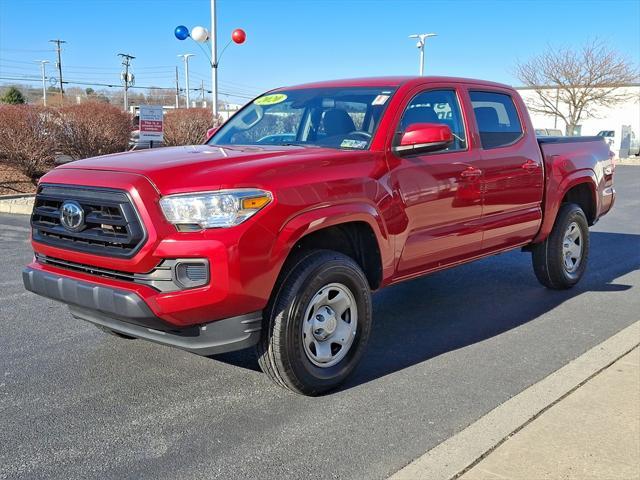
[191,26,210,43]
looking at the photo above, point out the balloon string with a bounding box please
[215,39,233,68]
[193,39,213,66]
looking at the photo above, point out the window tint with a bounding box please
[210,87,395,150]
[229,101,302,145]
[470,91,522,149]
[398,89,466,151]
[318,101,367,135]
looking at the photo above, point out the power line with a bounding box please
[0,61,262,97]
[0,48,54,53]
[0,75,256,99]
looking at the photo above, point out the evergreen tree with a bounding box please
[1,87,26,104]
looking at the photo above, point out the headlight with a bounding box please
[159,189,272,229]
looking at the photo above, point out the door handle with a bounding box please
[522,160,540,171]
[460,166,482,179]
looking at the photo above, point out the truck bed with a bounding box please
[534,135,614,242]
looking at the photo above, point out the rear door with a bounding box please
[387,85,483,278]
[469,90,544,252]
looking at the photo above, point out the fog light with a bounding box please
[174,260,209,289]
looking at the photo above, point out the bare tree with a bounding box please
[163,108,222,146]
[0,105,57,185]
[516,41,638,135]
[55,102,132,160]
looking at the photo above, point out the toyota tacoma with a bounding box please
[23,77,615,395]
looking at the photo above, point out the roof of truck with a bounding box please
[274,76,513,91]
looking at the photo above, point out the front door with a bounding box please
[388,88,483,278]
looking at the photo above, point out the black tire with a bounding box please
[531,203,590,289]
[256,249,373,395]
[96,325,137,340]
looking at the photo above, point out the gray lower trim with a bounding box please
[70,306,262,356]
[23,266,153,321]
[23,267,262,355]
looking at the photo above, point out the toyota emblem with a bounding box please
[60,201,85,231]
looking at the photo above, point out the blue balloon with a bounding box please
[174,25,189,41]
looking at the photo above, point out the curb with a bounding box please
[0,195,34,215]
[616,158,640,166]
[389,321,640,480]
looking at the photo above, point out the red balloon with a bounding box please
[231,28,246,44]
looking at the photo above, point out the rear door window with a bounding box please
[470,91,523,149]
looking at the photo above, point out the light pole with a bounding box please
[210,0,218,119]
[36,60,49,106]
[178,54,195,108]
[174,2,246,123]
[409,33,437,76]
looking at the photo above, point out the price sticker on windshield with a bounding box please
[372,94,390,106]
[254,93,288,106]
[340,139,368,149]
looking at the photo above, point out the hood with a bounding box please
[57,145,352,194]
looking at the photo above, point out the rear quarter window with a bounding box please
[470,91,523,149]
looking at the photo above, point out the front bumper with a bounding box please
[23,267,262,355]
[29,171,281,327]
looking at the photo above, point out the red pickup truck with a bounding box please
[23,76,615,395]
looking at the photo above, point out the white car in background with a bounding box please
[535,128,564,137]
[597,129,640,158]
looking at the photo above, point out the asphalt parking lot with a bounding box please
[1,166,638,480]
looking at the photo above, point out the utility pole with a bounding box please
[211,0,218,120]
[408,33,437,76]
[36,60,49,106]
[175,66,180,108]
[49,39,66,101]
[178,54,194,108]
[118,53,135,112]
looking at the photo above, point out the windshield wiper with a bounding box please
[278,142,321,148]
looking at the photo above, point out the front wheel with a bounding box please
[531,203,590,289]
[257,250,372,395]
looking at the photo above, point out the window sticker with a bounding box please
[372,94,390,106]
[254,93,288,106]
[340,139,368,149]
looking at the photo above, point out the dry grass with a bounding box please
[0,162,36,195]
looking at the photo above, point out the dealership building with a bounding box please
[516,84,640,157]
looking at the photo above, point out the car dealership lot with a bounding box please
[1,167,638,480]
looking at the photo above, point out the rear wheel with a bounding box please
[257,250,372,395]
[531,203,589,289]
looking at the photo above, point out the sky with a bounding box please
[1,0,639,104]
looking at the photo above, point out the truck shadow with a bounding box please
[213,231,639,391]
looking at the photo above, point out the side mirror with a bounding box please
[393,123,453,155]
[205,126,219,141]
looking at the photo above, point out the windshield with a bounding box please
[208,86,396,150]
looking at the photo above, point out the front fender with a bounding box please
[269,202,394,285]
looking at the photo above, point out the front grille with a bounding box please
[31,184,146,258]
